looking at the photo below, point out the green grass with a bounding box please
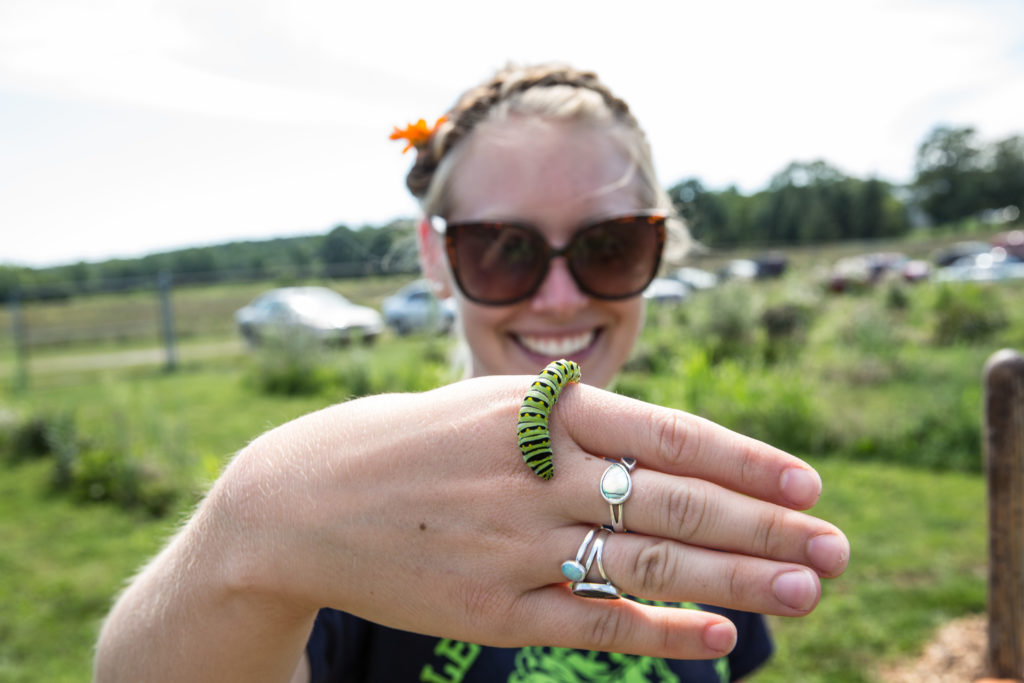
[0,459,178,683]
[755,459,985,683]
[0,450,986,681]
[0,261,1018,681]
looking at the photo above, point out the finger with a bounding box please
[556,459,849,578]
[504,585,738,660]
[599,532,821,615]
[556,385,823,509]
[539,526,822,616]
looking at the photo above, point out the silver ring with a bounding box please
[600,457,636,533]
[560,527,599,582]
[570,528,620,599]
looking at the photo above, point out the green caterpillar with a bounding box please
[518,359,581,480]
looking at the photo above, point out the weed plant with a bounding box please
[931,282,1009,345]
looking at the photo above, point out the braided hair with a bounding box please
[408,62,690,262]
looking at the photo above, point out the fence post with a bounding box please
[158,271,178,372]
[985,347,1024,679]
[8,289,29,391]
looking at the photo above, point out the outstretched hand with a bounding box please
[207,375,848,661]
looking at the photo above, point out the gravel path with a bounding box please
[0,339,244,378]
[878,614,997,682]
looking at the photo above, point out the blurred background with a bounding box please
[1,1,1022,681]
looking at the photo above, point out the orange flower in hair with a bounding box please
[389,115,447,153]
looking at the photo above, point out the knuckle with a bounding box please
[664,482,710,540]
[653,411,698,469]
[586,607,626,650]
[753,510,782,557]
[632,540,677,594]
[738,442,766,489]
[727,562,743,601]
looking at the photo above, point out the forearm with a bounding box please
[93,479,317,683]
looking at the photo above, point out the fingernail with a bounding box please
[807,533,850,576]
[780,467,821,507]
[703,620,737,653]
[772,569,819,612]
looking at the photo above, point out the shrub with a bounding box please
[760,301,815,364]
[688,283,759,363]
[334,350,373,398]
[676,352,827,455]
[932,283,1008,345]
[0,410,180,516]
[63,447,178,517]
[884,282,911,311]
[838,384,983,472]
[249,332,329,395]
[1,412,74,463]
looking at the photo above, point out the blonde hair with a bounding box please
[406,62,689,261]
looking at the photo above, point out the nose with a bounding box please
[529,256,589,315]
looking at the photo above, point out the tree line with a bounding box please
[3,125,1022,302]
[670,125,1024,247]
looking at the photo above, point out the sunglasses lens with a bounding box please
[569,217,665,298]
[447,223,547,304]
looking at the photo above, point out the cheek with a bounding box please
[610,299,645,339]
[458,301,504,335]
[457,300,513,354]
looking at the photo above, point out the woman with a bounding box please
[94,63,848,683]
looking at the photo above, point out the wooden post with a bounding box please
[986,348,1024,679]
[158,271,178,372]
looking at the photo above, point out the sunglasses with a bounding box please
[432,211,667,306]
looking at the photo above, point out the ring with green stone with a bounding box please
[600,457,637,533]
[561,526,599,583]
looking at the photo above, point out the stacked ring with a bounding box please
[565,527,620,599]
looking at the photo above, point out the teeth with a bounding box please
[518,331,595,357]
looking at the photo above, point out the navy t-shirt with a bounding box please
[307,603,772,682]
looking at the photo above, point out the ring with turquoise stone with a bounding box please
[560,526,600,583]
[600,457,637,533]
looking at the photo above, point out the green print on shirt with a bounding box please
[420,639,482,683]
[509,648,683,682]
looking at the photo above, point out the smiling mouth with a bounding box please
[515,330,597,357]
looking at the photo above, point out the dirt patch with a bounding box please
[877,614,998,682]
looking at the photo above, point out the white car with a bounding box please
[643,277,690,304]
[235,287,384,346]
[935,250,1024,282]
[381,280,457,335]
[671,267,718,291]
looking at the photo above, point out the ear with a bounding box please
[417,216,453,299]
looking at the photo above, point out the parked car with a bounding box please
[643,277,689,304]
[901,259,932,282]
[753,252,788,279]
[718,259,759,281]
[828,252,909,292]
[934,250,1024,282]
[235,286,384,346]
[380,279,457,335]
[992,229,1024,260]
[931,241,991,267]
[671,267,718,291]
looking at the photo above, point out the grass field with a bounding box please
[0,258,1020,681]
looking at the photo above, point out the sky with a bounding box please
[2,0,1023,268]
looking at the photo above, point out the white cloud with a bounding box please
[1,0,1022,266]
